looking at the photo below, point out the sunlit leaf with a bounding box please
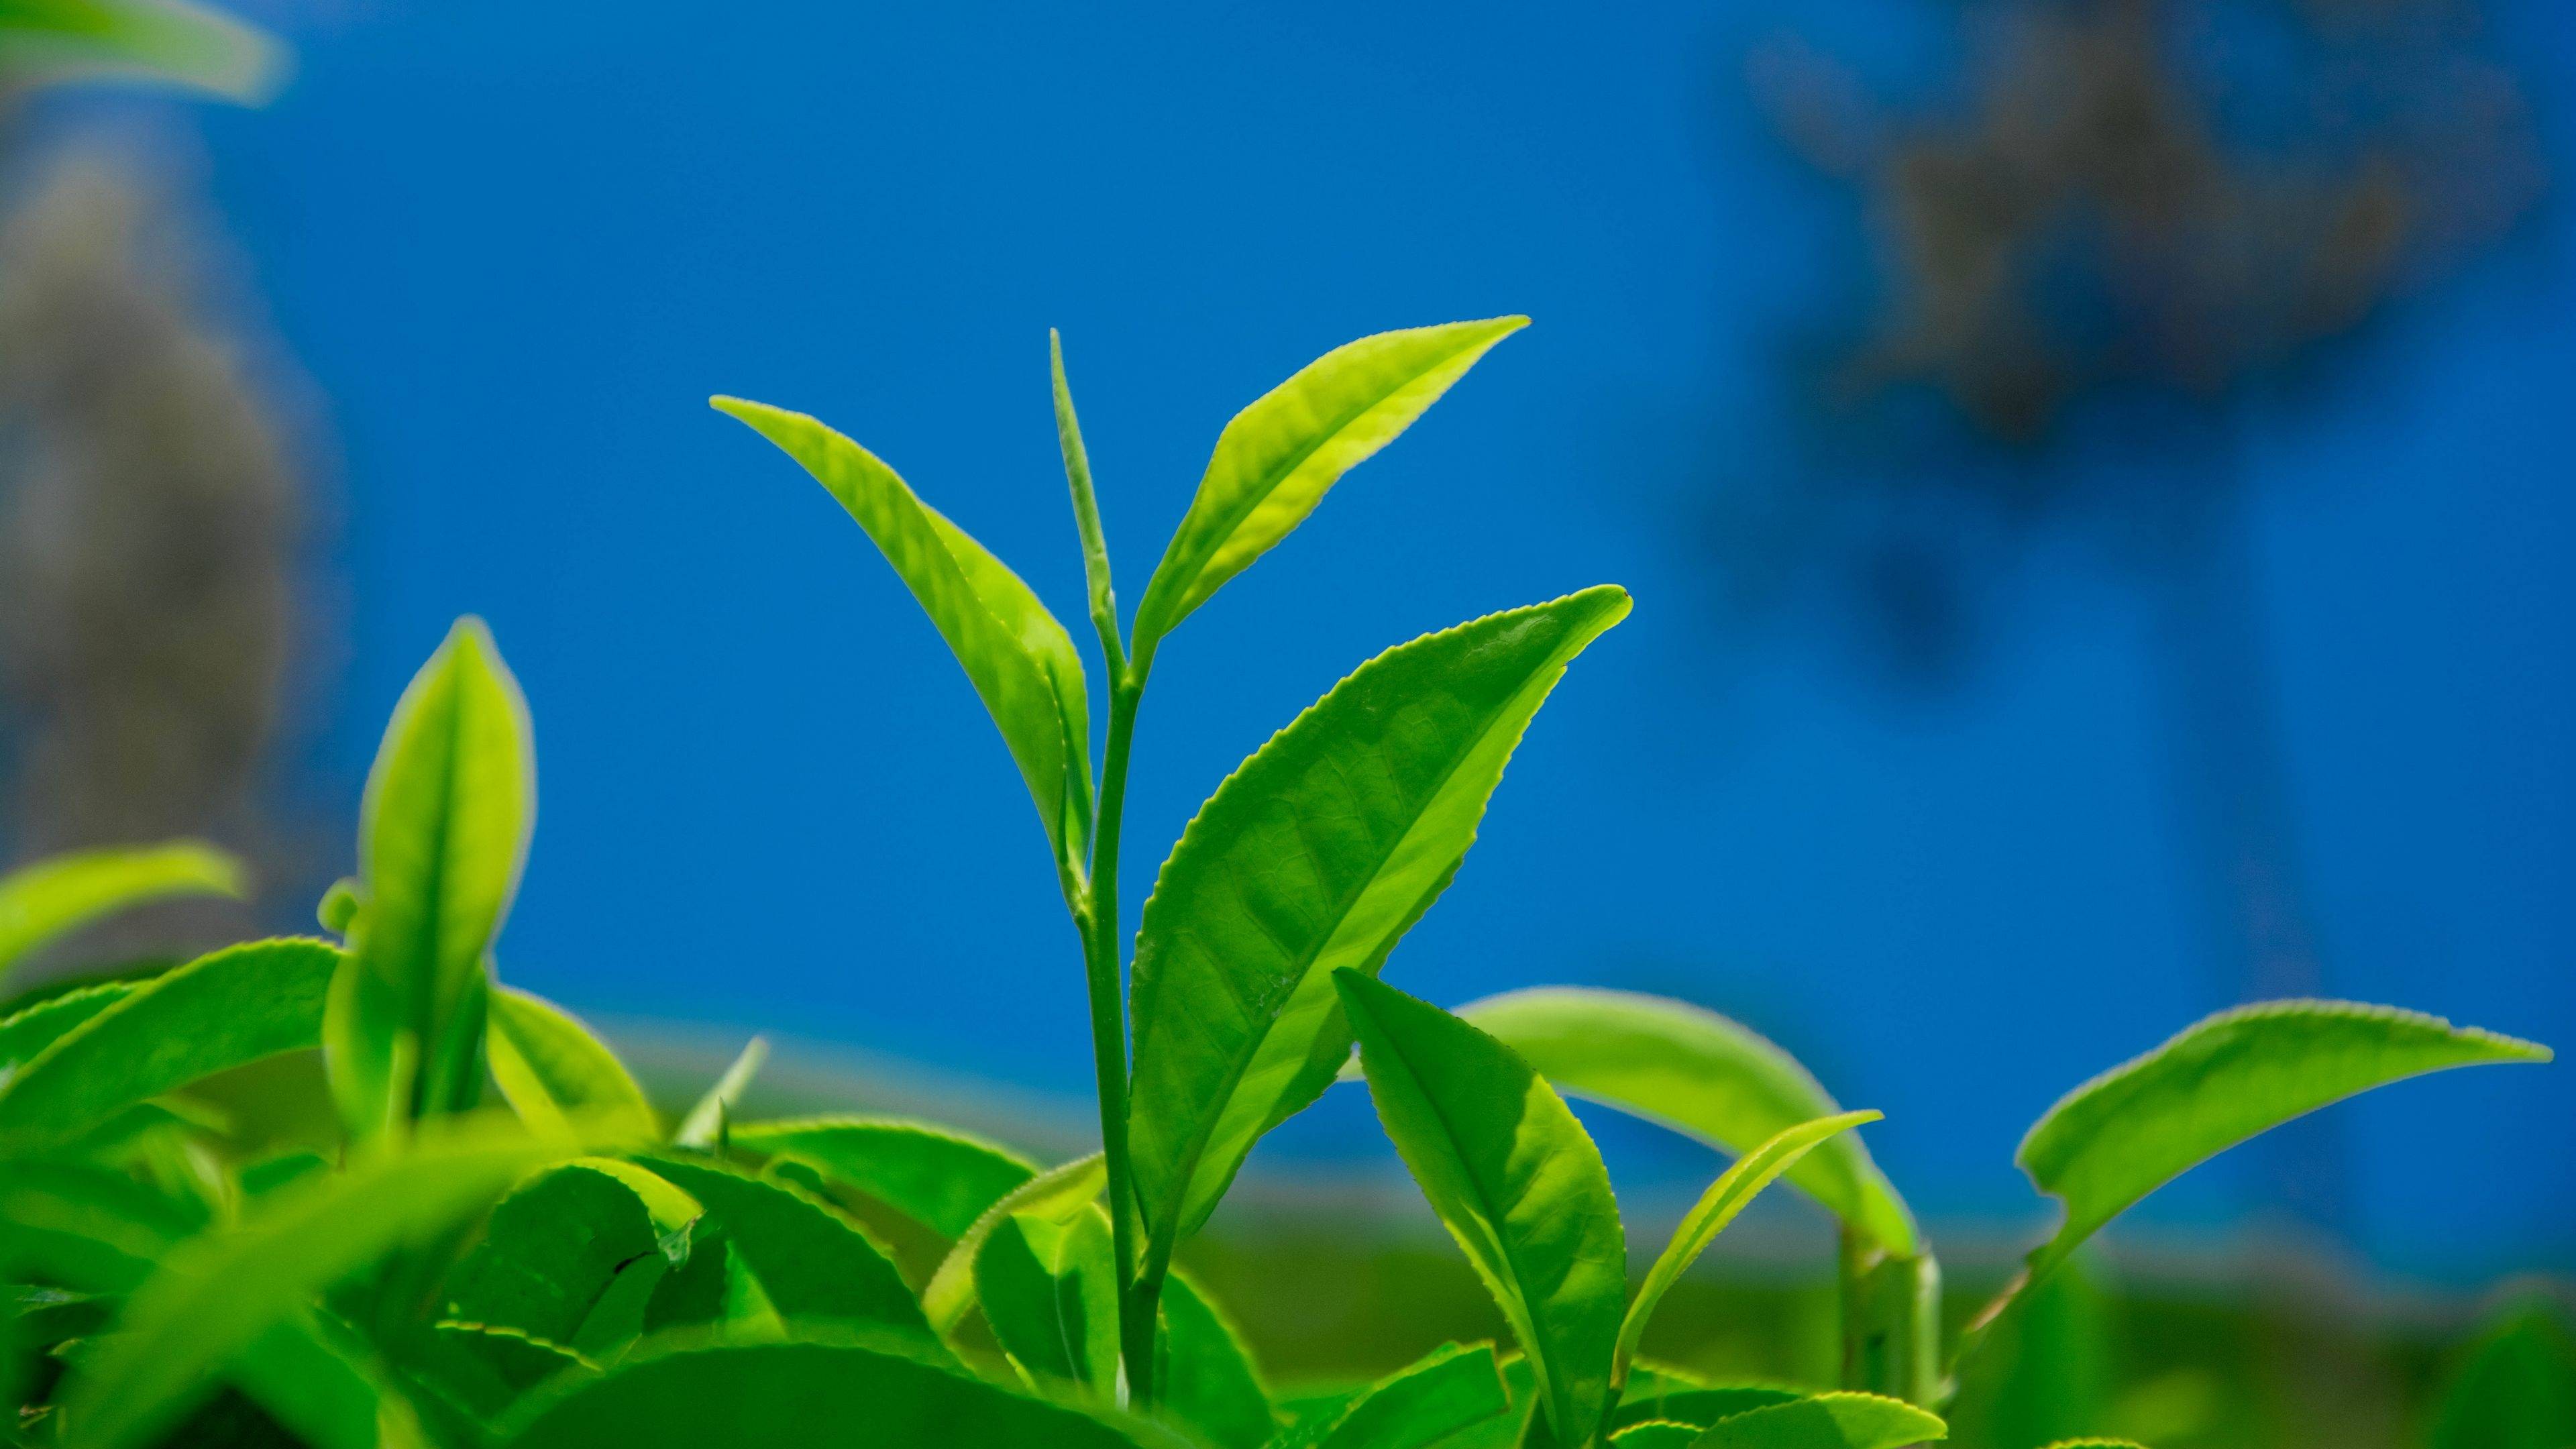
[1129,317,1527,655]
[0,840,243,985]
[1130,588,1629,1248]
[1334,972,1625,1448]
[326,618,535,1136]
[1610,1387,1804,1433]
[0,979,138,1076]
[1453,988,1918,1256]
[975,1208,1118,1399]
[1283,1341,1510,1449]
[712,396,1092,863]
[635,1155,924,1334]
[1616,1112,1878,1387]
[730,1115,1037,1238]
[2426,1299,2576,1449]
[0,937,336,1147]
[1155,1269,1277,1449]
[0,0,282,100]
[489,987,658,1141]
[922,1152,1106,1335]
[1690,1392,1947,1448]
[672,1035,766,1149]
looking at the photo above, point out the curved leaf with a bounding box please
[0,979,139,1076]
[233,1311,437,1449]
[1291,1342,1510,1449]
[1334,971,1625,1448]
[635,1155,924,1334]
[1616,1113,1879,1387]
[489,987,658,1140]
[2426,1300,2576,1449]
[327,618,535,1134]
[1690,1393,1947,1448]
[1456,988,1916,1256]
[2015,1000,2551,1281]
[1130,317,1527,655]
[673,1035,769,1149]
[1155,1269,1277,1449]
[497,1332,1150,1448]
[1130,588,1629,1248]
[0,0,282,101]
[441,1161,678,1344]
[1611,1387,1804,1432]
[0,840,243,983]
[1615,1428,1703,1448]
[922,1152,1106,1334]
[976,1208,1118,1398]
[730,1115,1037,1238]
[0,937,337,1146]
[0,1159,201,1291]
[711,397,1091,862]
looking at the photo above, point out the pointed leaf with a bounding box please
[1130,317,1527,653]
[712,397,1091,861]
[975,1208,1119,1399]
[1289,1342,1510,1449]
[0,840,243,983]
[327,618,535,1134]
[1130,588,1629,1246]
[923,1152,1106,1334]
[497,1333,1152,1448]
[635,1154,925,1334]
[0,937,336,1147]
[1689,1393,1947,1448]
[441,1161,681,1344]
[1334,972,1625,1448]
[1156,1269,1277,1449]
[674,1036,767,1148]
[0,979,139,1076]
[1611,1387,1804,1432]
[1616,1113,1879,1385]
[489,987,658,1140]
[2016,1000,2551,1281]
[730,1115,1038,1238]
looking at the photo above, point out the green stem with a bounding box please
[1088,672,1153,1399]
[1839,1230,1943,1409]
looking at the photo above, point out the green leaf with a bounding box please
[2426,1300,2576,1449]
[489,987,659,1141]
[0,937,337,1148]
[0,979,139,1075]
[441,1161,678,1345]
[1688,1393,1947,1448]
[231,1311,437,1449]
[1611,1387,1804,1432]
[1454,988,1917,1256]
[1130,588,1629,1248]
[975,1208,1119,1399]
[498,1332,1152,1448]
[729,1115,1038,1238]
[327,618,535,1136]
[1129,317,1527,655]
[635,1154,926,1334]
[2035,1442,2148,1448]
[1615,1112,1879,1387]
[0,840,243,985]
[1289,1342,1511,1449]
[1613,1426,1702,1448]
[0,0,282,100]
[1156,1269,1277,1449]
[1334,972,1625,1448]
[711,396,1093,863]
[60,1118,578,1449]
[411,1320,597,1416]
[673,1036,767,1148]
[1944,1256,2108,1449]
[922,1152,1106,1334]
[0,1158,201,1291]
[2015,1000,2551,1282]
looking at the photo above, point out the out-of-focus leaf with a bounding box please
[231,1311,434,1449]
[2426,1299,2576,1449]
[730,1115,1036,1238]
[1283,1341,1509,1449]
[326,619,535,1135]
[672,1036,767,1149]
[1610,1387,1804,1432]
[2033,1441,2147,1448]
[635,1155,924,1334]
[1617,1113,1878,1387]
[61,1118,576,1449]
[441,1161,680,1345]
[1945,1255,2109,1449]
[1334,972,1625,1449]
[0,979,138,1075]
[1454,988,1918,1256]
[0,1159,199,1291]
[711,397,1092,863]
[0,938,336,1147]
[0,0,282,101]
[0,840,242,986]
[1690,1393,1947,1448]
[497,1332,1152,1448]
[2015,1002,2550,1283]
[489,987,657,1141]
[1155,1269,1276,1449]
[1130,588,1629,1249]
[409,1320,596,1417]
[922,1152,1106,1335]
[1129,317,1527,655]
[975,1209,1118,1399]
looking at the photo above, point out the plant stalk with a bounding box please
[1839,1230,1943,1409]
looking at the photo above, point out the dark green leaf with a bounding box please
[975,1208,1118,1399]
[1688,1393,1947,1448]
[636,1155,924,1334]
[729,1115,1037,1238]
[0,937,336,1148]
[1156,1269,1277,1449]
[1334,972,1625,1448]
[1611,1387,1803,1432]
[1455,988,1917,1256]
[0,840,243,985]
[2426,1300,2576,1449]
[1130,318,1527,655]
[488,987,658,1141]
[922,1152,1106,1334]
[441,1162,673,1345]
[0,1159,199,1291]
[1130,588,1629,1249]
[230,1311,437,1449]
[1285,1342,1510,1449]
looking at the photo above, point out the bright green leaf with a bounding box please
[327,618,535,1136]
[975,1208,1119,1399]
[1611,1387,1804,1433]
[1688,1393,1947,1448]
[635,1154,925,1334]
[0,840,242,985]
[922,1152,1106,1334]
[1155,1269,1277,1449]
[729,1114,1037,1238]
[1130,588,1629,1248]
[673,1036,767,1148]
[0,937,336,1147]
[1129,317,1527,655]
[1334,972,1625,1448]
[2426,1300,2576,1449]
[0,979,139,1076]
[711,396,1093,863]
[490,987,659,1141]
[0,0,282,100]
[1289,1341,1511,1449]
[1455,988,1917,1256]
[1616,1112,1879,1388]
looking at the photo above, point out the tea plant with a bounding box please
[0,319,2555,1449]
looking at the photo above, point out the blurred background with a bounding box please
[2,1,2569,1442]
